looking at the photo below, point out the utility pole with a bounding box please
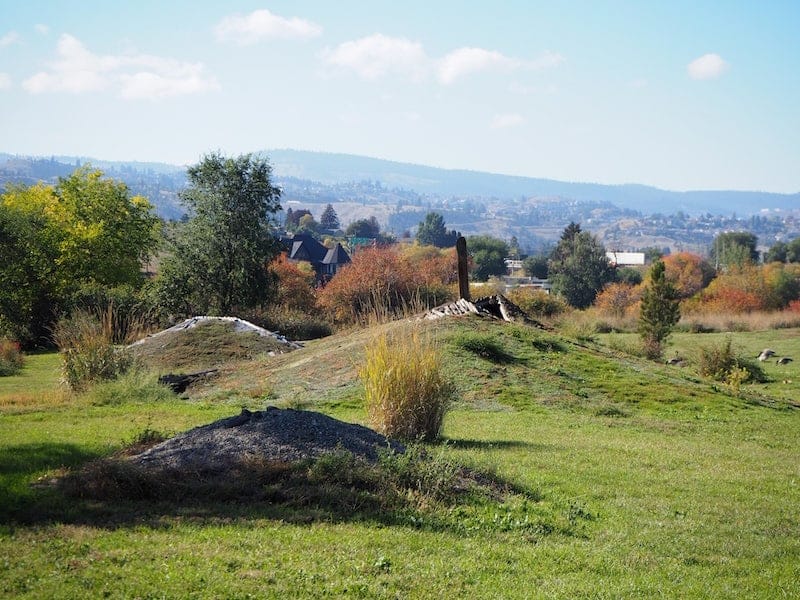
[457,236,470,301]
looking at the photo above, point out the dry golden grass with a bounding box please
[360,324,454,441]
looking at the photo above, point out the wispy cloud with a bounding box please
[215,9,321,45]
[322,34,428,81]
[323,35,563,85]
[0,73,11,90]
[22,34,219,99]
[490,113,526,129]
[438,47,516,84]
[0,31,20,47]
[35,24,50,35]
[687,53,729,80]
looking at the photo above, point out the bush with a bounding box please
[360,327,455,441]
[0,337,24,376]
[244,306,332,341]
[52,311,132,391]
[694,337,767,385]
[504,288,567,318]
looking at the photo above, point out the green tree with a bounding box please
[638,260,680,359]
[320,203,340,232]
[156,153,282,316]
[711,231,759,270]
[0,168,159,346]
[416,212,459,248]
[549,222,614,309]
[522,255,549,279]
[467,235,509,282]
[765,241,788,263]
[787,237,800,263]
[345,216,381,238]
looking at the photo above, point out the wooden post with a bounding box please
[456,236,470,301]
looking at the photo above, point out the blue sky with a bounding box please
[1,1,798,193]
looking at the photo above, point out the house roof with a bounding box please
[322,243,351,265]
[287,234,328,263]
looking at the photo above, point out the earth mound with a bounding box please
[131,407,405,472]
[129,317,301,371]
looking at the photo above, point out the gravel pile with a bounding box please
[131,407,404,472]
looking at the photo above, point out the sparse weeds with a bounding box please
[52,311,132,391]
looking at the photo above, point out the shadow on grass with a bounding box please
[0,442,103,522]
[2,449,568,539]
[438,438,554,451]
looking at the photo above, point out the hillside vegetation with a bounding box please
[1,315,799,598]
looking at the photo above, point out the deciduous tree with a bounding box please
[155,153,282,316]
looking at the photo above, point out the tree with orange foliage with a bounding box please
[594,282,642,318]
[270,253,317,312]
[662,252,715,299]
[317,246,455,323]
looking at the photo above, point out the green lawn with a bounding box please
[1,321,799,598]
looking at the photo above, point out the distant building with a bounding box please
[281,233,351,281]
[606,251,645,266]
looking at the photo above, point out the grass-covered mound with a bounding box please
[130,317,300,372]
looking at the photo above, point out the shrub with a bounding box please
[52,311,132,391]
[504,288,568,318]
[317,246,455,325]
[694,337,767,385]
[360,327,455,441]
[0,337,24,376]
[243,306,332,341]
[594,282,641,318]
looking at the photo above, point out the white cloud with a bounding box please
[0,73,11,90]
[491,113,526,129]
[0,31,20,47]
[215,9,321,44]
[35,24,50,35]
[322,34,428,80]
[687,53,729,80]
[322,35,563,85]
[438,47,516,84]
[22,34,219,99]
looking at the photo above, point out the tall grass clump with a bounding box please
[695,336,767,386]
[0,337,24,376]
[360,327,455,441]
[52,310,133,391]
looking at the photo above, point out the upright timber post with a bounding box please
[456,236,470,301]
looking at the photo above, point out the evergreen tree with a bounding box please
[548,222,614,308]
[320,203,340,231]
[638,260,680,359]
[416,212,459,248]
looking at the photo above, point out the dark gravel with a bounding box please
[131,407,404,472]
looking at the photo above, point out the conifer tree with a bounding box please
[638,260,680,359]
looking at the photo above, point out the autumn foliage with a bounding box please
[662,252,715,299]
[270,253,317,312]
[316,245,456,323]
[594,282,642,318]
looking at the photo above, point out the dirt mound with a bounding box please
[129,317,301,371]
[131,407,404,472]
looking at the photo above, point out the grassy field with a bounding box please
[1,318,799,598]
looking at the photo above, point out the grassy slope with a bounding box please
[1,318,799,598]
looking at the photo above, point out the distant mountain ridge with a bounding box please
[264,149,799,216]
[2,150,798,217]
